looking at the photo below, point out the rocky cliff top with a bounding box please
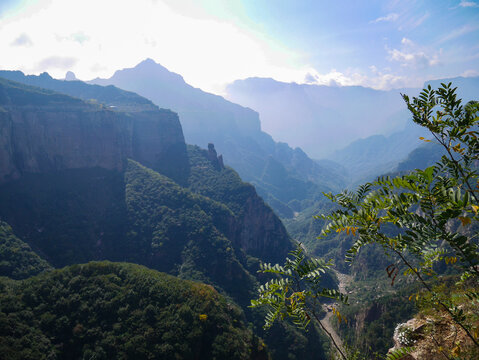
[0,70,158,113]
[0,78,189,184]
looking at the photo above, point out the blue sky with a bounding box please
[0,0,477,93]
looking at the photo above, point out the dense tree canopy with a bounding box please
[0,221,52,280]
[0,262,267,360]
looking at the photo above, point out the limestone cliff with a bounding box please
[0,78,188,184]
[187,144,294,264]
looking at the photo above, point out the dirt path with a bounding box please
[320,269,353,356]
[320,309,345,354]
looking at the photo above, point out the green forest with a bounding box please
[0,26,478,358]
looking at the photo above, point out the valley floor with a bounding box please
[321,270,353,356]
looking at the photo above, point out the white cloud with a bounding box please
[370,13,398,23]
[387,38,441,69]
[0,0,304,94]
[298,67,411,90]
[459,1,479,7]
[412,12,430,28]
[462,69,479,77]
[398,12,430,31]
[401,37,414,47]
[55,31,90,44]
[36,56,77,71]
[388,49,439,68]
[439,24,479,43]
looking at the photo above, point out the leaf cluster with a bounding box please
[251,245,347,330]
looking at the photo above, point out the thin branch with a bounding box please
[311,306,347,360]
[430,331,454,360]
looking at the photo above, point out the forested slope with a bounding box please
[0,262,266,360]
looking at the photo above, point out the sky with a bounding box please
[0,0,478,94]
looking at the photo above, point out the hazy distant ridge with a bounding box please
[89,59,345,216]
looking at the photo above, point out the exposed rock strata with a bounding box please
[0,78,188,184]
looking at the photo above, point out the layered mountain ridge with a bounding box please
[88,59,344,217]
[226,75,479,187]
[225,77,413,159]
[0,76,328,359]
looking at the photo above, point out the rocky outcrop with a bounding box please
[64,71,78,81]
[0,78,189,184]
[207,143,225,170]
[236,193,292,262]
[389,315,478,360]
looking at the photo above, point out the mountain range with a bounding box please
[87,59,346,217]
[225,75,479,185]
[0,75,330,359]
[0,60,476,359]
[225,77,414,158]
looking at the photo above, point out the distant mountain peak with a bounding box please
[39,72,52,79]
[64,71,77,81]
[135,57,159,68]
[138,57,156,65]
[102,58,185,85]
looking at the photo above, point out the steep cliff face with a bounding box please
[236,193,291,261]
[0,78,294,281]
[186,145,294,264]
[0,77,322,359]
[336,286,417,356]
[0,78,188,184]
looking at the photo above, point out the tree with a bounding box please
[318,83,479,354]
[252,83,479,359]
[250,244,349,359]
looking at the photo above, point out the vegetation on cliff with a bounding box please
[0,221,52,280]
[0,74,316,358]
[125,159,259,307]
[187,145,294,264]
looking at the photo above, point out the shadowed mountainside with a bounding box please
[0,77,330,359]
[0,76,189,185]
[0,261,268,360]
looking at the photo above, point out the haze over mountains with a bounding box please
[1,0,478,356]
[0,57,477,359]
[225,77,415,158]
[89,60,479,191]
[0,75,335,359]
[3,60,477,211]
[88,59,346,217]
[225,75,479,184]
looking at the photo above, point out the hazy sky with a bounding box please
[0,0,478,94]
